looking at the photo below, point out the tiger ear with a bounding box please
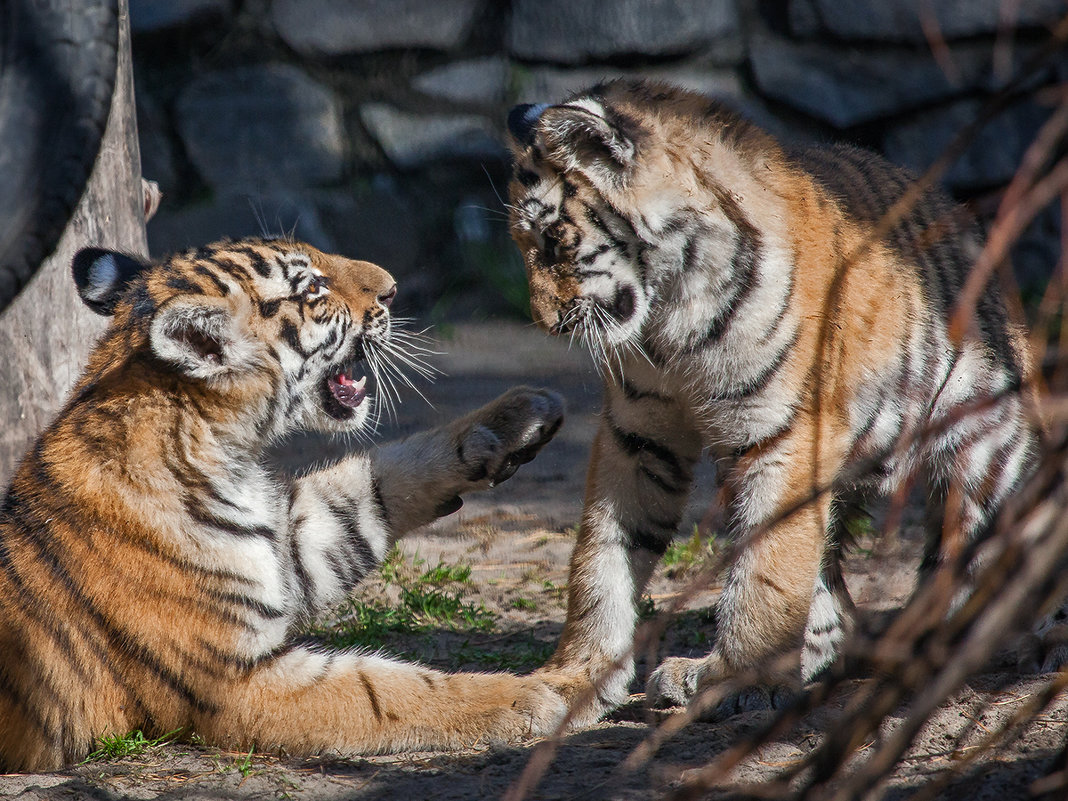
[72,247,151,315]
[149,296,255,380]
[537,102,637,185]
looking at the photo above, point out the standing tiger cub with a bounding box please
[0,238,566,771]
[507,80,1044,720]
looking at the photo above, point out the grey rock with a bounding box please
[811,0,1066,42]
[146,192,336,257]
[175,64,345,193]
[750,35,1000,128]
[508,0,741,64]
[514,65,743,105]
[413,58,511,106]
[360,104,504,169]
[270,0,481,56]
[787,0,821,37]
[882,99,1050,190]
[130,0,231,32]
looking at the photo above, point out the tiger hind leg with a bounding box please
[193,647,567,756]
[921,395,1063,671]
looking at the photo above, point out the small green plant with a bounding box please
[377,546,409,584]
[419,561,472,586]
[662,527,718,577]
[511,596,538,611]
[637,594,657,620]
[307,552,495,648]
[233,747,256,778]
[81,728,182,763]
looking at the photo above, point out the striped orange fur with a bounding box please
[506,80,1048,720]
[0,238,565,770]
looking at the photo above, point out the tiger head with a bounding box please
[71,238,408,439]
[506,80,775,355]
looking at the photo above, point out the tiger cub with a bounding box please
[0,238,566,771]
[506,79,1042,719]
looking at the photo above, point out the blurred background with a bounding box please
[129,0,1066,324]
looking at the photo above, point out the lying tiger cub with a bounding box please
[0,238,566,771]
[506,79,1049,721]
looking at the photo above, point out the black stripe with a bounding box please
[166,276,202,294]
[280,319,310,358]
[685,182,762,350]
[577,244,611,266]
[288,514,314,610]
[194,264,232,295]
[233,246,272,278]
[606,417,692,494]
[515,168,539,187]
[359,671,383,722]
[709,328,799,400]
[203,587,288,621]
[619,378,673,403]
[186,505,275,540]
[259,298,283,318]
[326,500,376,583]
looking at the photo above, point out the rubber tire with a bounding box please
[0,0,118,313]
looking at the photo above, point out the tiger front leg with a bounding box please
[646,417,845,712]
[537,388,701,726]
[371,386,564,537]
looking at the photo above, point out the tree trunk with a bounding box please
[0,0,146,487]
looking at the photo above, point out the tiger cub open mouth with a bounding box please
[323,358,369,418]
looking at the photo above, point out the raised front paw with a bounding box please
[457,387,564,488]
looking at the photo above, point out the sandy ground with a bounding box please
[3,321,1066,801]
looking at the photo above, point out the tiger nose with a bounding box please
[378,284,397,307]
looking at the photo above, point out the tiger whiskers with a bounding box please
[363,321,440,428]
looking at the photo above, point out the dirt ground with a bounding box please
[3,322,1066,801]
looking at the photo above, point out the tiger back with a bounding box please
[0,237,565,770]
[505,80,1043,718]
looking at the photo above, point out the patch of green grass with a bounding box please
[81,728,182,763]
[419,561,472,586]
[662,527,718,577]
[511,596,538,611]
[308,551,495,649]
[233,747,257,778]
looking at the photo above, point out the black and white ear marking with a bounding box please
[149,297,254,380]
[72,247,150,315]
[539,101,637,183]
[507,103,549,145]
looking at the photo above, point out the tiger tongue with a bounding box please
[330,372,367,408]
